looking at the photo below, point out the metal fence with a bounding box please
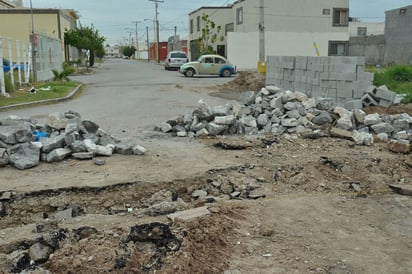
[0,33,64,96]
[0,37,31,96]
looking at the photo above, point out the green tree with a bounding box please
[196,14,224,55]
[122,46,136,58]
[64,26,106,67]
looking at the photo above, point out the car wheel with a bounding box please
[185,68,195,77]
[222,69,231,77]
[165,65,169,70]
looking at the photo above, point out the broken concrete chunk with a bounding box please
[167,206,210,221]
[160,122,173,133]
[8,143,40,169]
[72,152,93,160]
[45,148,72,162]
[47,112,69,130]
[387,141,411,154]
[388,184,412,196]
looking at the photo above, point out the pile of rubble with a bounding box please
[0,111,146,170]
[160,86,411,153]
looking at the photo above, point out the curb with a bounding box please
[0,84,83,112]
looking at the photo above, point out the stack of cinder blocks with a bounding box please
[266,56,375,108]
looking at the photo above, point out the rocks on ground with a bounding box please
[0,111,147,170]
[160,86,411,153]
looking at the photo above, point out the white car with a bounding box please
[164,51,189,71]
[179,54,236,77]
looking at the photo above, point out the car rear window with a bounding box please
[171,53,187,58]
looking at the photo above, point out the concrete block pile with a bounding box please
[266,56,374,105]
[161,86,411,153]
[0,111,146,170]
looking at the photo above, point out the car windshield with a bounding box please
[171,53,186,58]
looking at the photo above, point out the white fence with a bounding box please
[0,37,32,96]
[0,33,64,96]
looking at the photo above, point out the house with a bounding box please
[188,5,233,60]
[188,0,349,70]
[384,5,412,65]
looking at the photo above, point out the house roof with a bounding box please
[0,0,15,8]
[189,6,232,16]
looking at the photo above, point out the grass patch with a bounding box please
[0,81,80,107]
[368,65,412,103]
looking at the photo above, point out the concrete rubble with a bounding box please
[0,111,146,170]
[161,86,411,153]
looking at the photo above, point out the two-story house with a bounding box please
[188,0,349,70]
[188,5,233,61]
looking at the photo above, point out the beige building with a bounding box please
[0,8,78,62]
[188,0,350,70]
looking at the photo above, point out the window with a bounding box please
[190,19,193,34]
[214,57,226,64]
[236,7,243,24]
[323,9,330,15]
[357,27,367,36]
[197,16,201,32]
[225,23,234,35]
[328,41,348,56]
[333,8,349,26]
[204,57,213,63]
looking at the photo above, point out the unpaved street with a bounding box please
[0,60,411,274]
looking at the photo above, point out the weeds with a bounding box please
[52,63,76,81]
[372,65,412,103]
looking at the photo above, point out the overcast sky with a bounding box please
[22,0,411,46]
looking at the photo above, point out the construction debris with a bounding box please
[161,86,411,152]
[0,111,146,170]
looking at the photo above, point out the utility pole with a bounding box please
[149,0,163,63]
[173,26,177,51]
[29,0,36,82]
[146,26,150,61]
[132,21,141,59]
[258,0,265,62]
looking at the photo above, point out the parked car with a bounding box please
[2,58,25,72]
[179,54,236,77]
[165,51,189,71]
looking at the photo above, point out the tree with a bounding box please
[122,46,136,58]
[196,14,224,55]
[64,26,106,67]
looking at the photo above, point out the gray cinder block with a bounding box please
[361,93,378,107]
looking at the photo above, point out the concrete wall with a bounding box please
[348,22,384,37]
[227,31,349,70]
[266,56,374,104]
[384,5,412,65]
[34,33,63,81]
[348,35,385,65]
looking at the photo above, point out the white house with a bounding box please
[188,0,350,70]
